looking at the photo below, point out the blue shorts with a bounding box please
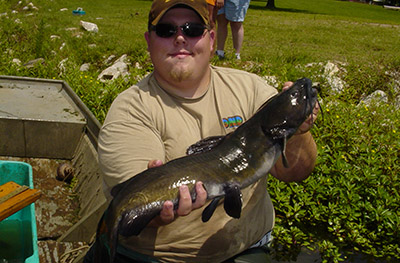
[217,0,251,22]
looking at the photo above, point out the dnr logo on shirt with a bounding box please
[222,116,243,129]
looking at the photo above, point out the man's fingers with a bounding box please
[192,182,207,209]
[177,182,207,215]
[148,159,163,168]
[177,185,192,216]
[152,181,208,227]
[159,201,175,224]
[282,81,293,91]
[297,103,320,134]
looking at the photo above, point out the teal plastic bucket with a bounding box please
[0,160,39,263]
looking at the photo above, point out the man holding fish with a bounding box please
[89,0,319,261]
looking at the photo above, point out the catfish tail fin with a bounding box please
[93,208,122,263]
[93,213,111,263]
[108,216,121,263]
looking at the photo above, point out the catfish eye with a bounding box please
[291,90,299,98]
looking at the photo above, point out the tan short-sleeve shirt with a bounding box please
[98,65,278,262]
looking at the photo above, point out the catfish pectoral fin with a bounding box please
[281,136,289,168]
[202,196,223,222]
[223,184,242,219]
[119,206,161,236]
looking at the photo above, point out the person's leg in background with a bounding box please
[230,21,244,60]
[216,9,228,59]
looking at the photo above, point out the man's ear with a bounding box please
[209,29,216,53]
[144,31,151,51]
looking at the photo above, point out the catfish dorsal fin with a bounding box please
[281,136,289,168]
[186,135,226,155]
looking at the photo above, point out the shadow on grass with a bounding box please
[249,4,320,15]
[248,1,320,15]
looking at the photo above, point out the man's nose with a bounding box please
[174,28,187,44]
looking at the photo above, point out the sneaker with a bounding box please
[216,50,225,59]
[235,53,241,60]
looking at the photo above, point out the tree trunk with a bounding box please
[265,0,276,9]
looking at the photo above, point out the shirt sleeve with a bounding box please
[252,75,278,114]
[97,86,165,196]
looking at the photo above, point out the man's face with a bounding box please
[145,7,215,85]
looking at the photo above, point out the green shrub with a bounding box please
[270,97,400,262]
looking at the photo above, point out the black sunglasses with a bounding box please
[150,22,209,38]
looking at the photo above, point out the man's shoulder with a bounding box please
[210,65,268,87]
[114,73,155,101]
[211,65,259,77]
[210,65,274,91]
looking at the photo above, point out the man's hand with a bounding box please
[147,160,208,227]
[269,82,319,182]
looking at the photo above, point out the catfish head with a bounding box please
[259,77,318,140]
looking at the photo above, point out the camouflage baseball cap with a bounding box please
[148,0,210,27]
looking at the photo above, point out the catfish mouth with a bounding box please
[283,84,318,127]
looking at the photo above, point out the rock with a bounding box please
[73,32,84,38]
[12,58,21,66]
[385,70,400,94]
[324,61,346,94]
[358,90,388,107]
[98,54,130,82]
[395,95,400,109]
[23,2,38,11]
[50,35,60,40]
[103,54,116,65]
[80,20,98,33]
[98,61,129,81]
[65,27,78,31]
[114,54,129,64]
[29,2,38,10]
[135,61,142,69]
[23,58,44,68]
[80,63,90,72]
[58,58,68,73]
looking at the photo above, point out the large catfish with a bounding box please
[94,77,318,262]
